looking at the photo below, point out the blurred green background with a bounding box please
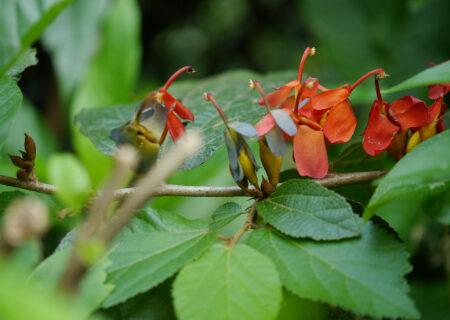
[0,0,448,317]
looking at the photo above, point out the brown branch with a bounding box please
[0,170,388,199]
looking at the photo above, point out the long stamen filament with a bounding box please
[204,93,229,126]
[374,77,383,105]
[297,47,316,82]
[350,68,385,92]
[250,80,272,114]
[162,66,195,91]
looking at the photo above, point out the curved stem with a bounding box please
[374,77,383,105]
[350,68,384,92]
[228,202,257,246]
[251,81,272,114]
[162,66,194,91]
[204,93,229,126]
[297,47,315,82]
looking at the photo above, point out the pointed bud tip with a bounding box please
[376,70,389,80]
[204,92,212,101]
[309,47,316,56]
[249,80,256,90]
[186,66,196,74]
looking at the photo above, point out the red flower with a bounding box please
[426,62,450,100]
[362,76,445,159]
[144,66,195,142]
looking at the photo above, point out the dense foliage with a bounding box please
[0,1,449,320]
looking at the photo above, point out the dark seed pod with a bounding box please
[8,154,27,168]
[16,169,29,181]
[24,133,37,161]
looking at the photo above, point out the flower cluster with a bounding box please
[109,52,447,193]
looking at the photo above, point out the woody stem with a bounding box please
[204,93,229,126]
[162,66,194,91]
[350,68,384,92]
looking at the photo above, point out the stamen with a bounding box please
[204,93,229,125]
[350,68,385,92]
[297,47,316,83]
[250,80,272,114]
[162,66,195,91]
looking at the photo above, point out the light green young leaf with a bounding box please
[248,225,419,319]
[47,153,91,210]
[257,179,360,240]
[103,231,216,307]
[0,0,73,77]
[42,0,110,101]
[0,77,22,149]
[383,61,450,94]
[5,48,37,79]
[209,202,242,231]
[28,248,113,318]
[364,130,450,221]
[75,70,296,170]
[173,244,282,320]
[70,0,141,186]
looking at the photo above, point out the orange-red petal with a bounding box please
[255,113,276,136]
[167,112,185,142]
[389,96,429,130]
[293,125,328,178]
[363,100,400,156]
[260,85,296,108]
[310,86,350,110]
[163,92,194,121]
[302,78,319,97]
[428,84,450,100]
[323,100,357,143]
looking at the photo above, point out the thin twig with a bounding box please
[228,203,257,246]
[0,170,388,198]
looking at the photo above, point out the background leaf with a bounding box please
[330,142,388,173]
[173,244,282,320]
[0,77,22,149]
[0,0,72,77]
[248,224,419,319]
[257,179,360,240]
[383,61,450,94]
[365,130,450,221]
[76,70,296,170]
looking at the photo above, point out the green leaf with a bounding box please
[277,290,332,320]
[5,48,38,79]
[257,179,360,240]
[75,70,296,170]
[28,248,114,318]
[209,202,242,231]
[102,278,175,320]
[248,225,419,319]
[331,142,387,173]
[422,191,450,225]
[173,244,282,320]
[0,77,22,149]
[70,0,141,186]
[0,0,73,77]
[42,0,110,101]
[47,153,91,210]
[364,130,450,221]
[124,206,209,234]
[383,61,450,94]
[103,230,216,307]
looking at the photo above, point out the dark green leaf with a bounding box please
[257,179,360,240]
[330,142,388,173]
[422,190,450,225]
[277,290,332,320]
[76,70,296,170]
[365,130,450,221]
[209,202,242,231]
[383,61,450,94]
[173,244,282,320]
[103,231,216,307]
[103,278,175,320]
[5,48,38,79]
[248,225,419,319]
[0,77,22,149]
[0,0,72,77]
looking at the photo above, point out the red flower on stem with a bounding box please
[140,66,195,143]
[426,62,450,100]
[362,75,445,160]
